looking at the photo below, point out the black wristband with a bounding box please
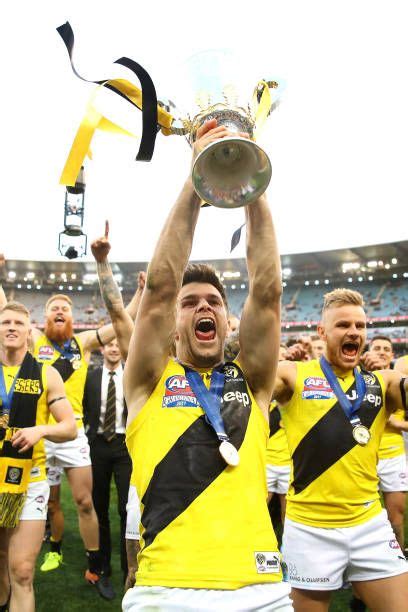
[96,329,104,347]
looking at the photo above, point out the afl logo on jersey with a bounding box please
[302,377,335,400]
[162,375,199,408]
[38,346,54,361]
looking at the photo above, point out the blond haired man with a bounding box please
[0,301,76,612]
[274,289,408,612]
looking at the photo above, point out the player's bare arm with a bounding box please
[395,356,408,376]
[272,360,297,405]
[237,194,282,416]
[380,369,408,431]
[11,365,77,452]
[79,222,144,357]
[124,120,231,421]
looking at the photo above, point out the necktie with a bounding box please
[103,371,116,441]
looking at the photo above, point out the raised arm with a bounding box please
[79,222,143,357]
[124,120,231,419]
[237,194,283,413]
[395,356,408,376]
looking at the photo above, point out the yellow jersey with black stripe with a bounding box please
[378,407,405,460]
[2,363,48,483]
[266,402,290,466]
[281,360,387,528]
[126,358,281,589]
[33,334,87,427]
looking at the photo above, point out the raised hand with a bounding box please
[91,220,111,263]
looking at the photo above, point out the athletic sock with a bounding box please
[50,538,62,554]
[86,549,103,574]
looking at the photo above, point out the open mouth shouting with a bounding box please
[195,318,216,342]
[341,340,360,361]
[54,315,66,326]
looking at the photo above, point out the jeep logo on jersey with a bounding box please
[162,375,199,409]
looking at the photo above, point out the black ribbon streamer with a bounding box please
[56,22,158,161]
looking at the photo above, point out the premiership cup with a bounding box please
[169,50,282,208]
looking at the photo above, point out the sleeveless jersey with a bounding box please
[266,402,290,466]
[378,407,405,460]
[126,358,282,589]
[281,360,387,528]
[2,363,48,483]
[33,334,87,426]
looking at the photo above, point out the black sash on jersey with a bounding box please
[0,352,43,527]
[141,362,251,550]
[269,407,281,438]
[291,372,383,495]
[50,337,81,382]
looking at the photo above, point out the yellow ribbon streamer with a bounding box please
[60,79,175,186]
[253,80,272,141]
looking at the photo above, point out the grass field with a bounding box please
[34,479,407,611]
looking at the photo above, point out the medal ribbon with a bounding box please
[183,366,230,443]
[0,365,21,416]
[320,356,366,426]
[50,340,76,362]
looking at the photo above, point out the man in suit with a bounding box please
[83,337,131,598]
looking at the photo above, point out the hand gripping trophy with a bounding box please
[58,23,282,209]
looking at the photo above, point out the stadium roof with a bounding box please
[3,240,407,290]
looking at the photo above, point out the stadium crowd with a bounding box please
[0,121,408,612]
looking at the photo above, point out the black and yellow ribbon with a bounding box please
[57,22,174,186]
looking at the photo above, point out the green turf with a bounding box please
[34,479,407,611]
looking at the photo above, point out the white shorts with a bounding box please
[266,464,290,495]
[377,454,408,492]
[281,510,408,590]
[122,582,293,611]
[47,465,64,487]
[20,480,50,521]
[125,485,141,540]
[45,428,91,473]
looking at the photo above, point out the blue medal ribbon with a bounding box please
[320,355,366,426]
[183,366,229,443]
[0,365,21,417]
[51,339,75,362]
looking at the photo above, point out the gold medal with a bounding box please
[352,424,371,446]
[219,440,240,466]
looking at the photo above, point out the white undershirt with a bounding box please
[97,364,126,434]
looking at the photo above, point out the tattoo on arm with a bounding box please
[97,261,123,312]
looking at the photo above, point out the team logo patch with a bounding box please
[362,373,376,385]
[38,346,54,361]
[254,551,280,574]
[5,466,23,485]
[224,365,239,379]
[302,377,335,400]
[162,375,199,408]
[389,539,400,550]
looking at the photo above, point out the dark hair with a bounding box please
[369,335,392,347]
[182,263,228,309]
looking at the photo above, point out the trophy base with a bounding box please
[192,137,272,208]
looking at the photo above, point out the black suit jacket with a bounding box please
[83,366,127,442]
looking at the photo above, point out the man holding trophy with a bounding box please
[122,110,292,610]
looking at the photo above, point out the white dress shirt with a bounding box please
[97,364,126,435]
